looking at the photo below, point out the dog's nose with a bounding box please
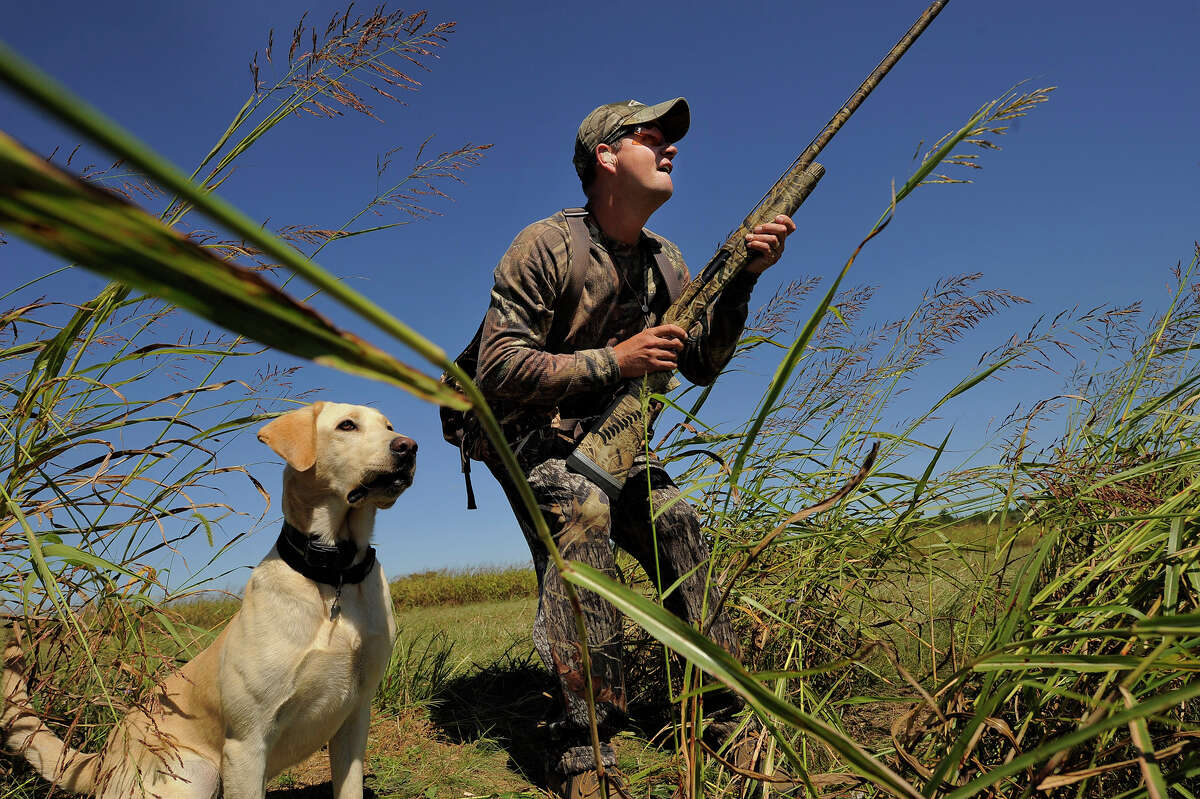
[390,436,417,457]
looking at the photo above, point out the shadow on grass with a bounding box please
[429,648,558,786]
[427,642,678,788]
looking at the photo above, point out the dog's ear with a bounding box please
[257,401,325,471]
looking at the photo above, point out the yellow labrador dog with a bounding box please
[3,402,414,798]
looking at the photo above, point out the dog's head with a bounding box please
[257,401,416,509]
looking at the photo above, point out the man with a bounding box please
[476,97,794,798]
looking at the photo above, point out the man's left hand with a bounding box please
[744,214,796,274]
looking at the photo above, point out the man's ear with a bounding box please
[597,144,618,171]
[256,401,325,471]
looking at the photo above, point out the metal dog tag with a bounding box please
[330,584,344,621]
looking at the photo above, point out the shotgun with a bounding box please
[565,0,950,498]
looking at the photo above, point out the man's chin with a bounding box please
[647,181,673,207]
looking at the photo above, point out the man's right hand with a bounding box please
[613,324,688,378]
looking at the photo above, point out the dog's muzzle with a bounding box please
[347,436,417,504]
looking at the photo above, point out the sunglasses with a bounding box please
[607,125,671,149]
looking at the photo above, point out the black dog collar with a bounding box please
[276,520,377,588]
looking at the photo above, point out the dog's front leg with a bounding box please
[221,736,268,799]
[329,702,370,799]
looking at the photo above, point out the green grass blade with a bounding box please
[0,130,467,410]
[563,560,923,799]
[39,542,151,587]
[0,40,450,376]
[900,428,951,522]
[1120,687,1169,799]
[1165,515,1183,613]
[969,653,1195,673]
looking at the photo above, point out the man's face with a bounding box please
[607,124,678,204]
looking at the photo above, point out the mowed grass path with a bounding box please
[394,596,538,666]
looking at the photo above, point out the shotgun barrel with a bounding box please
[567,0,950,498]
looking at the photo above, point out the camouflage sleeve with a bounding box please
[658,239,759,387]
[476,220,622,405]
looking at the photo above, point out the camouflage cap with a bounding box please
[572,97,690,179]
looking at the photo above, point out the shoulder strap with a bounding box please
[452,211,590,511]
[549,207,592,348]
[648,242,683,303]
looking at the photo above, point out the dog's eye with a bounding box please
[386,424,393,431]
[337,419,358,432]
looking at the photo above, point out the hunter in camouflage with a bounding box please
[476,97,795,798]
[477,211,759,431]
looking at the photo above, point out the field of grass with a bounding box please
[150,521,1039,799]
[2,529,1018,798]
[107,578,675,798]
[158,567,959,797]
[167,566,538,629]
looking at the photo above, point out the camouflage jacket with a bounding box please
[477,209,758,436]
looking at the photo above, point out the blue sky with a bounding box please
[1,0,1196,589]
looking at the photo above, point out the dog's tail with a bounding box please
[2,633,102,794]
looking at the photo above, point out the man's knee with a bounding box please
[649,487,701,536]
[529,460,613,554]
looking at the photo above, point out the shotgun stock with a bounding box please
[565,0,949,498]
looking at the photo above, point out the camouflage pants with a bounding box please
[490,444,746,777]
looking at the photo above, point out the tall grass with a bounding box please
[3,12,1197,797]
[641,90,1200,795]
[889,256,1200,796]
[376,628,463,713]
[0,4,486,784]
